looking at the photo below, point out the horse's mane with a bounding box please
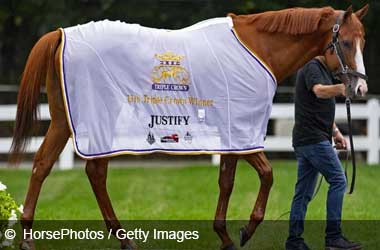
[245,7,335,35]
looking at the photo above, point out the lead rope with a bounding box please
[275,148,350,221]
[311,143,351,201]
[274,175,324,221]
[310,99,356,197]
[345,97,356,194]
[276,98,356,221]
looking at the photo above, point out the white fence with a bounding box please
[267,99,380,164]
[1,99,379,169]
[0,105,74,170]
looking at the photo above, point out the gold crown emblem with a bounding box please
[155,51,185,62]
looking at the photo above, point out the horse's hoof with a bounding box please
[220,242,237,250]
[121,245,137,250]
[240,226,249,247]
[19,239,35,250]
[121,239,138,250]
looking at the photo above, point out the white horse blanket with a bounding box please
[60,17,276,159]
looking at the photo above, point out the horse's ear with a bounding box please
[227,13,237,18]
[343,5,353,21]
[355,4,369,20]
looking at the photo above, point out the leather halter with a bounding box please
[324,12,368,82]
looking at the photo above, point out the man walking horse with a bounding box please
[10,4,368,250]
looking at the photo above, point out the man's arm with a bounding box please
[312,83,345,99]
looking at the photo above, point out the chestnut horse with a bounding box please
[10,5,369,250]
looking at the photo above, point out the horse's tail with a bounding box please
[9,30,61,164]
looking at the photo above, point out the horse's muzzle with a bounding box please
[355,79,368,97]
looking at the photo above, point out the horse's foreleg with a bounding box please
[213,155,238,250]
[20,121,70,250]
[240,152,273,247]
[85,159,137,250]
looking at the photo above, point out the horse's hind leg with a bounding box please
[86,159,137,250]
[20,121,70,249]
[20,53,71,250]
[213,155,238,250]
[240,152,273,247]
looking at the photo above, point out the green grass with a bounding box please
[2,161,380,250]
[1,160,379,220]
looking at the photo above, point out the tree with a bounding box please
[0,1,378,93]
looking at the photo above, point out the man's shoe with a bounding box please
[325,236,362,250]
[285,241,310,250]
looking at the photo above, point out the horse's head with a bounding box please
[323,5,369,98]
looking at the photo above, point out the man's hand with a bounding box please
[334,131,348,150]
[337,83,346,97]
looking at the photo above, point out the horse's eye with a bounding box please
[342,40,352,49]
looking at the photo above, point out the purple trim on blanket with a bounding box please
[230,30,277,84]
[62,29,266,158]
[74,146,265,158]
[62,30,82,154]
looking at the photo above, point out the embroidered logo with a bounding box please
[151,51,190,91]
[146,132,156,145]
[184,131,192,143]
[160,134,179,143]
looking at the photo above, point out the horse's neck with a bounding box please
[232,18,330,83]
